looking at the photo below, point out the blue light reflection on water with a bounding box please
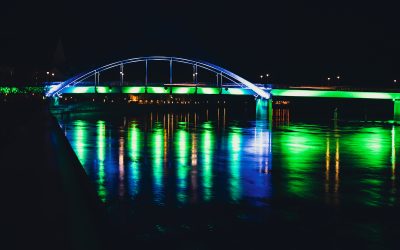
[62,111,273,206]
[61,110,400,209]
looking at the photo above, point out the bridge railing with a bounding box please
[68,81,261,89]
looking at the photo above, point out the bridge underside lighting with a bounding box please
[271,89,400,100]
[61,86,255,96]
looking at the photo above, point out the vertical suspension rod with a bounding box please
[195,64,198,85]
[120,64,124,86]
[193,64,197,94]
[145,59,148,86]
[94,71,97,87]
[145,60,148,93]
[94,71,99,93]
[193,65,196,83]
[169,58,173,85]
[170,58,173,94]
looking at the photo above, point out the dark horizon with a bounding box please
[1,1,399,85]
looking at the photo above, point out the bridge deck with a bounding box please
[60,86,255,95]
[61,86,400,100]
[271,89,400,100]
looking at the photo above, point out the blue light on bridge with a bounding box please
[46,56,271,99]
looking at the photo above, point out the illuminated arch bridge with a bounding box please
[46,56,271,99]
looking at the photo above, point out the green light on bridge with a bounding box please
[63,86,400,100]
[123,87,145,94]
[173,87,196,94]
[71,86,93,94]
[146,87,169,94]
[0,86,45,94]
[224,88,248,95]
[62,86,254,96]
[197,87,220,95]
[97,86,119,93]
[271,89,400,100]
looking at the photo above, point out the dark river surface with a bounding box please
[57,108,400,249]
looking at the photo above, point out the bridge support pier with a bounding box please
[52,96,59,107]
[394,99,400,122]
[256,99,268,120]
[256,99,273,121]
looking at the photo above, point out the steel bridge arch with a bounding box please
[46,56,270,99]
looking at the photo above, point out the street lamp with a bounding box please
[120,71,124,86]
[266,73,270,84]
[394,79,397,83]
[260,74,270,84]
[46,72,51,82]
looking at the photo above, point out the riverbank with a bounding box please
[0,99,109,250]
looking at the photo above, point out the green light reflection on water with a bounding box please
[176,127,189,203]
[152,126,164,203]
[392,126,396,175]
[202,122,214,201]
[228,127,242,202]
[278,126,327,198]
[65,113,400,209]
[128,122,141,197]
[341,127,390,168]
[340,127,390,207]
[97,120,107,202]
[74,120,87,167]
[390,126,397,206]
[277,124,396,207]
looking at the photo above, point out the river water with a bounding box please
[57,108,400,249]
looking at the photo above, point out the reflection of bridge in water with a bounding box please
[44,56,400,121]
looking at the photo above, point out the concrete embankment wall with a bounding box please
[0,99,110,250]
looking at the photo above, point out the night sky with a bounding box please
[0,1,399,85]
